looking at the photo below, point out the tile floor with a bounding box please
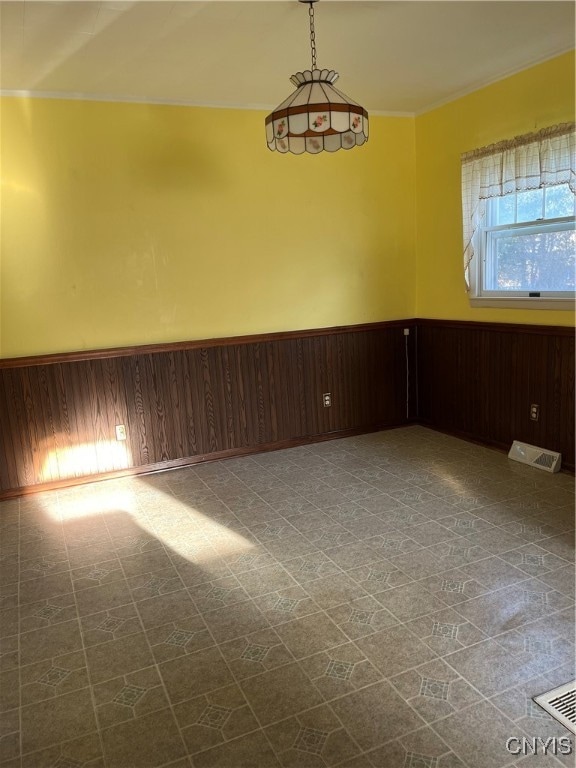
[0,426,574,768]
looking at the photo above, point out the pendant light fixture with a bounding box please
[265,0,369,154]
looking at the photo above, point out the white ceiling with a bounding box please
[1,1,574,115]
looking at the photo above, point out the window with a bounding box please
[461,123,576,309]
[479,184,575,298]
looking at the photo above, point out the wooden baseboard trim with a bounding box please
[2,417,571,501]
[418,421,576,474]
[0,421,407,500]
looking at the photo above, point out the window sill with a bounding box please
[469,297,575,311]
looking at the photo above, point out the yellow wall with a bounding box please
[0,98,416,357]
[1,51,574,358]
[415,51,575,325]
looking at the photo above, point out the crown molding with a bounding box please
[2,46,571,118]
[415,46,575,116]
[0,89,415,117]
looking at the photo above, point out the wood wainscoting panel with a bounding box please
[0,322,414,496]
[1,319,572,497]
[416,320,575,471]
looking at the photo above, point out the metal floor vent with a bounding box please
[533,681,576,733]
[508,440,562,473]
[533,452,556,469]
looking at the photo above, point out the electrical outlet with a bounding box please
[530,404,539,421]
[323,393,331,408]
[115,424,127,441]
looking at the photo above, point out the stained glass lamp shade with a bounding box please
[265,69,369,154]
[265,1,368,155]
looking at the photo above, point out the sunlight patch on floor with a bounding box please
[39,472,254,563]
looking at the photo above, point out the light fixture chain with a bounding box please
[308,2,317,70]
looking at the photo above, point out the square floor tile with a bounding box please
[101,707,186,768]
[127,565,185,601]
[401,520,455,546]
[20,649,89,706]
[136,588,198,630]
[537,565,576,599]
[405,608,487,656]
[325,596,398,640]
[174,683,259,755]
[93,665,170,729]
[71,557,124,591]
[374,582,447,621]
[84,631,154,685]
[19,571,74,606]
[19,731,104,768]
[239,662,324,726]
[19,552,70,584]
[462,528,525,555]
[159,646,234,704]
[20,618,83,666]
[386,549,449,580]
[346,561,413,595]
[367,725,464,768]
[264,533,318,562]
[192,729,281,768]
[499,543,570,577]
[19,593,77,633]
[304,573,369,610]
[390,657,482,723]
[80,602,144,647]
[273,611,349,659]
[235,564,297,599]
[21,688,97,754]
[0,706,20,763]
[0,669,19,713]
[252,585,321,627]
[457,556,533,590]
[282,552,342,585]
[146,614,214,663]
[493,624,575,676]
[330,681,424,750]
[119,548,173,577]
[74,579,134,617]
[455,581,571,637]
[431,700,520,768]
[0,633,19,672]
[299,642,383,702]
[188,575,251,612]
[173,554,233,588]
[444,638,546,697]
[535,532,575,563]
[356,625,438,677]
[201,599,270,643]
[265,702,360,766]
[285,511,338,534]
[220,627,295,680]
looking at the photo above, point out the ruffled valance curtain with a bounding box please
[461,123,576,289]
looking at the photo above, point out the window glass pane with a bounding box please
[487,229,575,291]
[494,194,516,225]
[545,184,576,219]
[516,188,544,223]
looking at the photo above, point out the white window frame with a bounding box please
[472,193,576,309]
[461,123,576,311]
